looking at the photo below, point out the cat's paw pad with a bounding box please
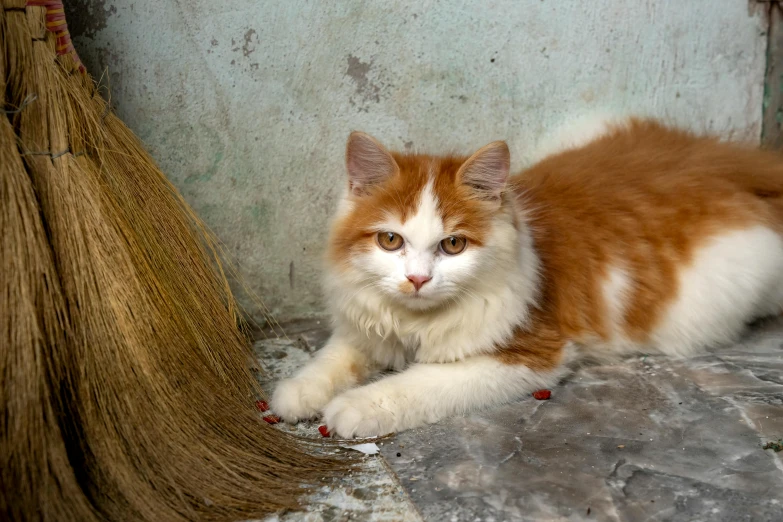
[323,388,397,438]
[270,377,332,423]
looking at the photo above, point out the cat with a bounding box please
[270,116,783,438]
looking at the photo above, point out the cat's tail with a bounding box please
[527,111,634,165]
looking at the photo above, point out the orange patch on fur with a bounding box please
[397,280,415,295]
[495,316,565,371]
[328,153,499,270]
[348,362,366,383]
[499,118,783,365]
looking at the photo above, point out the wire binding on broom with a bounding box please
[1,91,35,112]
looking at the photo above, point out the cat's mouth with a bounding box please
[398,291,443,311]
[401,291,425,301]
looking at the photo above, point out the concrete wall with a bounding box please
[69,0,769,321]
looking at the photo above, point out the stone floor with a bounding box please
[255,318,783,522]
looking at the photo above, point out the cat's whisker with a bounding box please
[342,280,380,305]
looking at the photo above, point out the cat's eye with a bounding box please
[377,232,404,251]
[440,236,467,255]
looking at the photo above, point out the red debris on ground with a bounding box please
[262,415,280,424]
[318,425,331,437]
[532,389,552,400]
[255,400,269,412]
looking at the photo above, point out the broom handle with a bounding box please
[25,0,85,73]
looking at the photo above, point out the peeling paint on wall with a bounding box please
[346,55,379,105]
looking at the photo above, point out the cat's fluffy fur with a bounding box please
[271,117,783,438]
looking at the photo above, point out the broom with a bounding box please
[0,7,99,518]
[1,2,352,521]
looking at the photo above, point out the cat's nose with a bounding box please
[407,274,432,291]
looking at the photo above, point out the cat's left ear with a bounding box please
[345,131,399,196]
[456,141,510,202]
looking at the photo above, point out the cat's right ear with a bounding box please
[345,132,398,196]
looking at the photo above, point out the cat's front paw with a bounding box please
[322,388,398,438]
[270,377,332,423]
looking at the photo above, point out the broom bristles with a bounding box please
[0,8,97,517]
[2,3,353,521]
[0,100,101,522]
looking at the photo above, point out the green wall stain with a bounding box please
[185,150,224,184]
[245,201,271,228]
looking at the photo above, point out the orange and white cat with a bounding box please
[271,117,783,438]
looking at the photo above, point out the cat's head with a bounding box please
[326,132,519,311]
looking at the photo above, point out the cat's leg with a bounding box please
[271,334,378,423]
[322,355,568,438]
